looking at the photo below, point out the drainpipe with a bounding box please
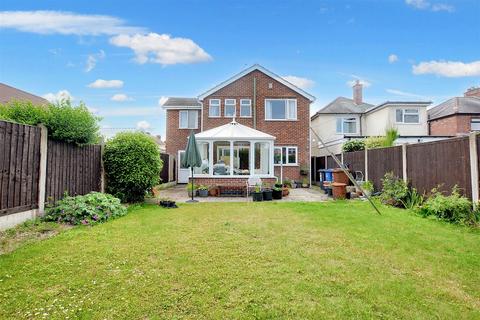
[253,77,257,129]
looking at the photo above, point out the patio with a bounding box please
[151,184,329,203]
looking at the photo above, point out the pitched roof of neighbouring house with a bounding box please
[428,96,480,120]
[197,64,315,102]
[0,83,49,105]
[312,97,373,119]
[162,97,202,109]
[365,101,431,113]
[195,119,275,140]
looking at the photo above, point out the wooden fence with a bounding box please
[333,134,479,199]
[0,121,41,216]
[46,140,102,203]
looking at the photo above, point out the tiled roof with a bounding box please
[163,97,201,107]
[0,83,49,105]
[313,97,373,117]
[428,97,480,120]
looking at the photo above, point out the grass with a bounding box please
[0,201,479,319]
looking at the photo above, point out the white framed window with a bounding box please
[336,117,357,134]
[396,108,419,124]
[224,99,236,117]
[209,99,220,117]
[471,118,480,131]
[265,99,297,120]
[274,146,298,165]
[179,110,198,129]
[240,99,252,117]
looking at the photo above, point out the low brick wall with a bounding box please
[189,177,277,187]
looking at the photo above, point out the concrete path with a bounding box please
[149,184,329,203]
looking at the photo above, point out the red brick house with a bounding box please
[162,65,315,186]
[428,87,480,136]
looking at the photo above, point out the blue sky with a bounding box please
[1,0,479,138]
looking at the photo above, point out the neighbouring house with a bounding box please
[162,64,315,187]
[428,87,480,136]
[0,82,49,105]
[311,80,441,158]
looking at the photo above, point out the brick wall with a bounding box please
[429,114,474,136]
[189,177,277,187]
[165,109,201,156]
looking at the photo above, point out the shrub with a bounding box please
[401,187,424,210]
[43,192,127,225]
[384,128,399,147]
[0,100,100,145]
[342,139,365,152]
[380,172,408,207]
[365,136,385,149]
[104,132,162,202]
[418,187,477,225]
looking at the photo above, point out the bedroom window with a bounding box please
[396,108,419,124]
[265,99,297,120]
[240,99,252,117]
[336,117,357,134]
[209,99,220,117]
[179,110,198,129]
[224,99,236,117]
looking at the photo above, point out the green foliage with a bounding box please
[0,100,48,125]
[45,100,101,144]
[197,185,208,191]
[342,139,365,152]
[43,192,127,225]
[418,187,477,225]
[104,132,162,202]
[0,100,100,145]
[365,136,385,149]
[186,183,198,191]
[384,128,399,147]
[380,172,408,207]
[362,180,374,193]
[401,188,424,210]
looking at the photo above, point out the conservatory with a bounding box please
[192,120,276,178]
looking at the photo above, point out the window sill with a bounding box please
[394,122,420,125]
[264,119,298,122]
[179,127,198,130]
[208,116,221,118]
[274,164,299,167]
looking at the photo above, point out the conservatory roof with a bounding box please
[195,120,275,140]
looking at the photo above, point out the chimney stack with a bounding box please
[465,86,480,98]
[353,80,363,105]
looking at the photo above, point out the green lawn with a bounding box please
[1,202,479,319]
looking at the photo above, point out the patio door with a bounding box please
[177,150,190,183]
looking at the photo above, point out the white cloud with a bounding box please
[109,32,212,65]
[42,90,73,102]
[412,60,480,77]
[0,11,145,35]
[388,54,399,63]
[110,93,133,102]
[386,89,428,99]
[85,50,105,72]
[136,120,151,131]
[88,79,124,89]
[405,0,454,12]
[158,96,168,106]
[282,75,315,89]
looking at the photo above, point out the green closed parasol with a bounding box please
[182,130,202,202]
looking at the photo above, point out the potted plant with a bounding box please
[282,186,289,197]
[300,164,309,176]
[283,178,292,189]
[159,198,178,208]
[209,185,219,197]
[272,186,283,200]
[186,183,197,197]
[252,184,263,202]
[198,185,209,197]
[262,183,273,201]
[302,177,309,188]
[362,180,374,197]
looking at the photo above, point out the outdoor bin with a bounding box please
[333,169,349,185]
[332,182,347,199]
[324,169,333,182]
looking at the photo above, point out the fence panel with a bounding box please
[46,140,102,203]
[0,121,41,216]
[407,137,471,197]
[368,146,403,191]
[326,154,341,169]
[160,153,170,183]
[343,150,365,175]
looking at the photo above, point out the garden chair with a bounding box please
[246,176,262,200]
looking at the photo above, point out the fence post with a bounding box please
[37,125,48,216]
[364,148,368,181]
[469,133,479,208]
[402,144,408,183]
[100,142,105,193]
[340,152,344,164]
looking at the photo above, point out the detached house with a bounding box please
[163,65,315,186]
[311,81,436,158]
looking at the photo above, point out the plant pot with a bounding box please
[302,183,308,188]
[291,183,297,189]
[209,186,219,197]
[263,190,273,201]
[252,192,263,202]
[198,189,208,197]
[272,189,283,200]
[282,187,289,197]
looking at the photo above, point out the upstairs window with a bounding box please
[224,99,236,117]
[336,117,357,134]
[209,99,220,117]
[471,118,480,131]
[265,99,297,120]
[396,108,419,124]
[179,110,198,129]
[240,99,252,117]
